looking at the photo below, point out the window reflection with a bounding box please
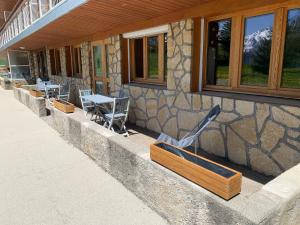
[241,14,274,86]
[281,8,300,89]
[206,19,231,86]
[148,36,159,79]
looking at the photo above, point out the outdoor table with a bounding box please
[38,84,60,91]
[82,94,114,105]
[82,94,115,121]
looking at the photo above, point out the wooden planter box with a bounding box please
[53,99,75,113]
[150,142,242,200]
[14,83,22,88]
[29,89,43,97]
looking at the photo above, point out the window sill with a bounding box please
[127,82,167,90]
[201,90,300,107]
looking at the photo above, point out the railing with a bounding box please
[0,0,63,48]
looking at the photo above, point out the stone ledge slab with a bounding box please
[13,87,47,117]
[42,105,300,225]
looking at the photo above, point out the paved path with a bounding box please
[0,88,168,225]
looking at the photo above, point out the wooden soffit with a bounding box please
[4,0,297,51]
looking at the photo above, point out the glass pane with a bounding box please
[30,0,39,22]
[164,33,168,81]
[206,19,231,86]
[23,3,30,27]
[148,36,159,79]
[106,45,109,78]
[134,38,144,78]
[10,66,30,80]
[93,46,102,77]
[73,48,79,74]
[18,12,24,31]
[8,51,29,65]
[241,13,274,86]
[95,81,104,94]
[40,0,50,15]
[52,0,62,7]
[281,8,300,89]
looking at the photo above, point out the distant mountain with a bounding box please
[244,28,272,53]
[288,13,300,30]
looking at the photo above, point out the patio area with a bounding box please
[0,87,168,225]
[11,84,300,225]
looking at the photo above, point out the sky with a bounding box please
[244,14,274,36]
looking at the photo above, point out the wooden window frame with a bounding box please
[49,48,61,76]
[91,40,110,94]
[202,3,300,99]
[65,46,73,77]
[72,44,82,78]
[130,33,166,85]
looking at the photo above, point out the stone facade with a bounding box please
[46,42,92,106]
[106,35,122,96]
[28,18,300,177]
[107,19,300,177]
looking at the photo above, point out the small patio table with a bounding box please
[37,84,60,91]
[82,94,114,105]
[82,94,115,122]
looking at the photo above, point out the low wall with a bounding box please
[0,77,29,90]
[13,87,47,117]
[121,84,300,177]
[42,104,300,225]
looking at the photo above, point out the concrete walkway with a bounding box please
[0,88,168,225]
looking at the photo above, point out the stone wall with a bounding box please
[27,18,300,177]
[123,85,300,176]
[108,19,300,177]
[106,35,122,96]
[46,42,92,106]
[44,102,300,225]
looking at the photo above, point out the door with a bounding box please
[91,41,109,94]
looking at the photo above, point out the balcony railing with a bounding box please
[0,0,63,48]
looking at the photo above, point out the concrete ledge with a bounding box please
[0,77,28,90]
[13,87,47,117]
[43,105,299,225]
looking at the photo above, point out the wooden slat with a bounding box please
[6,0,296,51]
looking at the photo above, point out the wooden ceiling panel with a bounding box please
[0,0,18,26]
[6,0,293,50]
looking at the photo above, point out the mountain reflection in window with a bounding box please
[241,14,274,86]
[206,19,231,86]
[281,8,300,89]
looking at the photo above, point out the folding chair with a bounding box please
[157,105,221,152]
[104,97,130,136]
[79,89,95,119]
[58,84,70,102]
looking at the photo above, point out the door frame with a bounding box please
[91,40,109,94]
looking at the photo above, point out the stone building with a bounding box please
[0,0,299,177]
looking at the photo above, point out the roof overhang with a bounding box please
[0,0,295,51]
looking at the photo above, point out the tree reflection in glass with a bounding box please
[206,19,231,86]
[281,8,300,89]
[241,14,274,86]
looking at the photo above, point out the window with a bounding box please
[65,46,73,77]
[206,19,231,86]
[241,13,274,86]
[7,50,31,80]
[91,41,109,94]
[72,46,82,78]
[281,8,300,89]
[23,2,30,28]
[29,0,39,23]
[130,33,167,84]
[203,4,300,98]
[37,50,47,77]
[49,49,61,76]
[40,0,50,15]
